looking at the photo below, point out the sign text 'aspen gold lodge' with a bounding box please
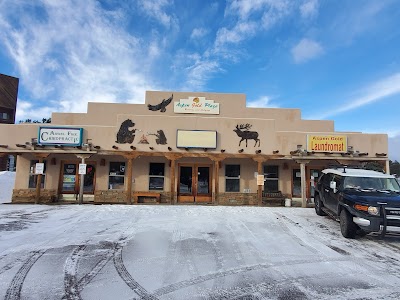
[174,96,220,114]
[307,134,348,153]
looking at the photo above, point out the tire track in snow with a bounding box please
[4,250,45,300]
[63,245,86,300]
[152,256,354,297]
[75,244,116,291]
[113,243,157,300]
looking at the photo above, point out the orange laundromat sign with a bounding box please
[307,135,347,153]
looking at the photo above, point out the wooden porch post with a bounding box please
[75,154,92,205]
[126,158,133,204]
[122,153,139,204]
[170,158,176,204]
[34,154,49,204]
[296,160,310,208]
[209,156,224,205]
[253,157,266,206]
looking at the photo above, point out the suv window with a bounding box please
[332,175,342,189]
[321,174,332,186]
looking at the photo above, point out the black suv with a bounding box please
[314,167,400,238]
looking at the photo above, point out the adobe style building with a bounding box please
[0,73,19,171]
[0,91,389,206]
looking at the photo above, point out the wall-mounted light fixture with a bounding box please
[130,146,136,150]
[112,145,119,150]
[272,150,279,154]
[185,147,189,151]
[358,152,368,156]
[149,147,154,150]
[376,153,387,157]
[203,148,208,152]
[76,146,82,149]
[220,149,225,153]
[0,145,8,148]
[168,147,172,151]
[255,149,261,154]
[16,144,26,148]
[238,149,244,153]
[93,145,100,150]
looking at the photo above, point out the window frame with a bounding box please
[149,163,165,191]
[29,160,46,189]
[108,162,126,190]
[263,165,279,192]
[225,164,240,192]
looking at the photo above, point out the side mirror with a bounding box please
[330,181,337,193]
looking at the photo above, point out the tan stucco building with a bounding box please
[0,91,389,206]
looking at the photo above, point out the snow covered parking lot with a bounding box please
[1,204,400,300]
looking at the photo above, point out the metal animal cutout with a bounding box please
[148,130,167,145]
[147,94,173,113]
[116,119,136,144]
[234,124,260,147]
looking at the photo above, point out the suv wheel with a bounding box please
[340,209,357,238]
[314,195,326,216]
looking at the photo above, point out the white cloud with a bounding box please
[318,73,400,119]
[215,21,257,47]
[182,58,222,91]
[247,95,279,108]
[300,0,319,19]
[291,38,323,63]
[15,99,56,121]
[190,27,208,40]
[136,0,178,30]
[0,0,157,119]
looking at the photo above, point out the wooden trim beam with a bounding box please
[126,158,134,204]
[170,159,176,204]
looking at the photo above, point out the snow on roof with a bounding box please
[322,168,394,178]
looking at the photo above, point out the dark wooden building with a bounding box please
[0,73,19,170]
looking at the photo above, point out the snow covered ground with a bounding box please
[1,204,400,300]
[0,171,15,204]
[1,172,400,299]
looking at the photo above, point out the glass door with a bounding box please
[60,162,96,194]
[292,169,301,197]
[179,166,194,202]
[178,164,212,203]
[62,163,77,193]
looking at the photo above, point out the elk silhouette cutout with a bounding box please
[234,124,260,147]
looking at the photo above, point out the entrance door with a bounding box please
[60,162,96,194]
[292,169,301,197]
[178,164,212,203]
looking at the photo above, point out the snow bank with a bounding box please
[0,171,16,203]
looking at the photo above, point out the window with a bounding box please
[149,163,165,190]
[225,165,240,192]
[29,160,46,188]
[0,112,9,120]
[264,165,279,192]
[109,162,125,190]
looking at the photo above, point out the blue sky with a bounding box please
[1,0,400,160]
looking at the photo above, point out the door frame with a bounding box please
[59,161,97,195]
[177,163,212,203]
